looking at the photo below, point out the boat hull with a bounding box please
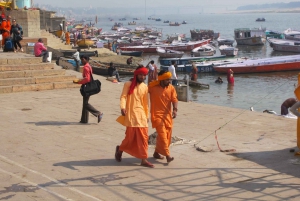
[77,39,95,48]
[120,40,210,53]
[160,64,215,73]
[214,61,300,74]
[235,37,264,45]
[220,49,238,56]
[193,51,214,57]
[121,51,143,57]
[272,43,300,53]
[159,55,226,66]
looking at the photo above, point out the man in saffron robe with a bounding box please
[1,15,11,46]
[115,66,154,168]
[148,70,178,163]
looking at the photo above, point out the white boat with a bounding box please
[192,45,215,57]
[283,28,300,41]
[217,38,235,46]
[156,47,184,58]
[267,38,300,53]
[234,28,265,45]
[219,45,239,56]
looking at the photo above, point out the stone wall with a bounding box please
[39,10,65,32]
[7,10,40,38]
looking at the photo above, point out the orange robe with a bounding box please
[65,32,70,45]
[118,81,149,159]
[1,20,11,46]
[149,84,178,156]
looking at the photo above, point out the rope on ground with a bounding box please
[194,79,292,152]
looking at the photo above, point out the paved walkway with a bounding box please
[0,72,300,200]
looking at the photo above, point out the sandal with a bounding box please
[153,152,164,159]
[166,156,174,163]
[141,161,154,168]
[98,113,103,123]
[115,145,122,162]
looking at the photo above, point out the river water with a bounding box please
[97,13,300,114]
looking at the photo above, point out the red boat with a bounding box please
[213,55,300,73]
[120,39,210,53]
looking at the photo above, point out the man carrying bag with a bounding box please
[73,55,103,124]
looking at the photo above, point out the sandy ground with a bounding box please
[1,68,300,200]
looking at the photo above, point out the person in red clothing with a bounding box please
[227,69,234,84]
[1,15,11,46]
[73,55,103,123]
[34,38,49,62]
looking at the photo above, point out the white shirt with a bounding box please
[148,63,154,71]
[168,65,177,79]
[73,51,80,61]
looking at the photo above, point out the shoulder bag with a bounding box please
[80,71,101,97]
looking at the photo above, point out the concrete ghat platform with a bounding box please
[0,75,299,200]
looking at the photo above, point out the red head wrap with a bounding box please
[128,67,148,95]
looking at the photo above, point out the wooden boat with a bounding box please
[190,29,215,40]
[184,80,209,88]
[59,50,99,58]
[265,30,283,39]
[217,38,235,46]
[128,21,136,25]
[192,45,215,57]
[163,20,170,23]
[120,39,210,53]
[169,22,180,26]
[234,28,265,45]
[77,39,95,48]
[256,18,265,22]
[219,45,238,56]
[89,60,135,75]
[182,21,187,24]
[120,50,143,57]
[156,47,184,58]
[213,55,300,74]
[267,38,300,53]
[159,55,226,66]
[283,28,300,41]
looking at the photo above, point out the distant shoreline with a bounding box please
[223,8,300,14]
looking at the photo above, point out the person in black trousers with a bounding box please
[10,19,23,52]
[73,55,103,123]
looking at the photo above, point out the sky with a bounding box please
[35,0,293,9]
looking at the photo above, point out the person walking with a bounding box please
[73,55,103,124]
[72,48,81,72]
[10,19,23,52]
[147,60,158,84]
[168,60,178,86]
[115,66,154,168]
[148,70,178,163]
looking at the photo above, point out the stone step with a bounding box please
[0,81,80,94]
[0,69,66,79]
[0,63,55,71]
[0,75,76,87]
[0,53,43,65]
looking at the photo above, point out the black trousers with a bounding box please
[81,95,100,123]
[39,50,49,62]
[13,40,22,50]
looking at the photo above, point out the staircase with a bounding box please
[0,52,79,94]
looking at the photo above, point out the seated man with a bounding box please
[215,77,223,83]
[108,62,121,82]
[281,98,297,115]
[126,56,133,65]
[34,38,49,62]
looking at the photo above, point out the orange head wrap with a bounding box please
[128,67,148,95]
[148,72,172,87]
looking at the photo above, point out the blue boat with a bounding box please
[159,55,226,66]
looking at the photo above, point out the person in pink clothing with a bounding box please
[34,38,49,62]
[73,55,103,124]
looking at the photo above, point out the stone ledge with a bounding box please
[0,63,55,71]
[0,86,12,93]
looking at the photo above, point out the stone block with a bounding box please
[0,71,25,79]
[0,86,12,94]
[54,82,80,89]
[35,75,75,84]
[0,59,8,65]
[12,83,54,92]
[24,69,65,77]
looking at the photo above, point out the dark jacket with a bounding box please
[10,24,23,41]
